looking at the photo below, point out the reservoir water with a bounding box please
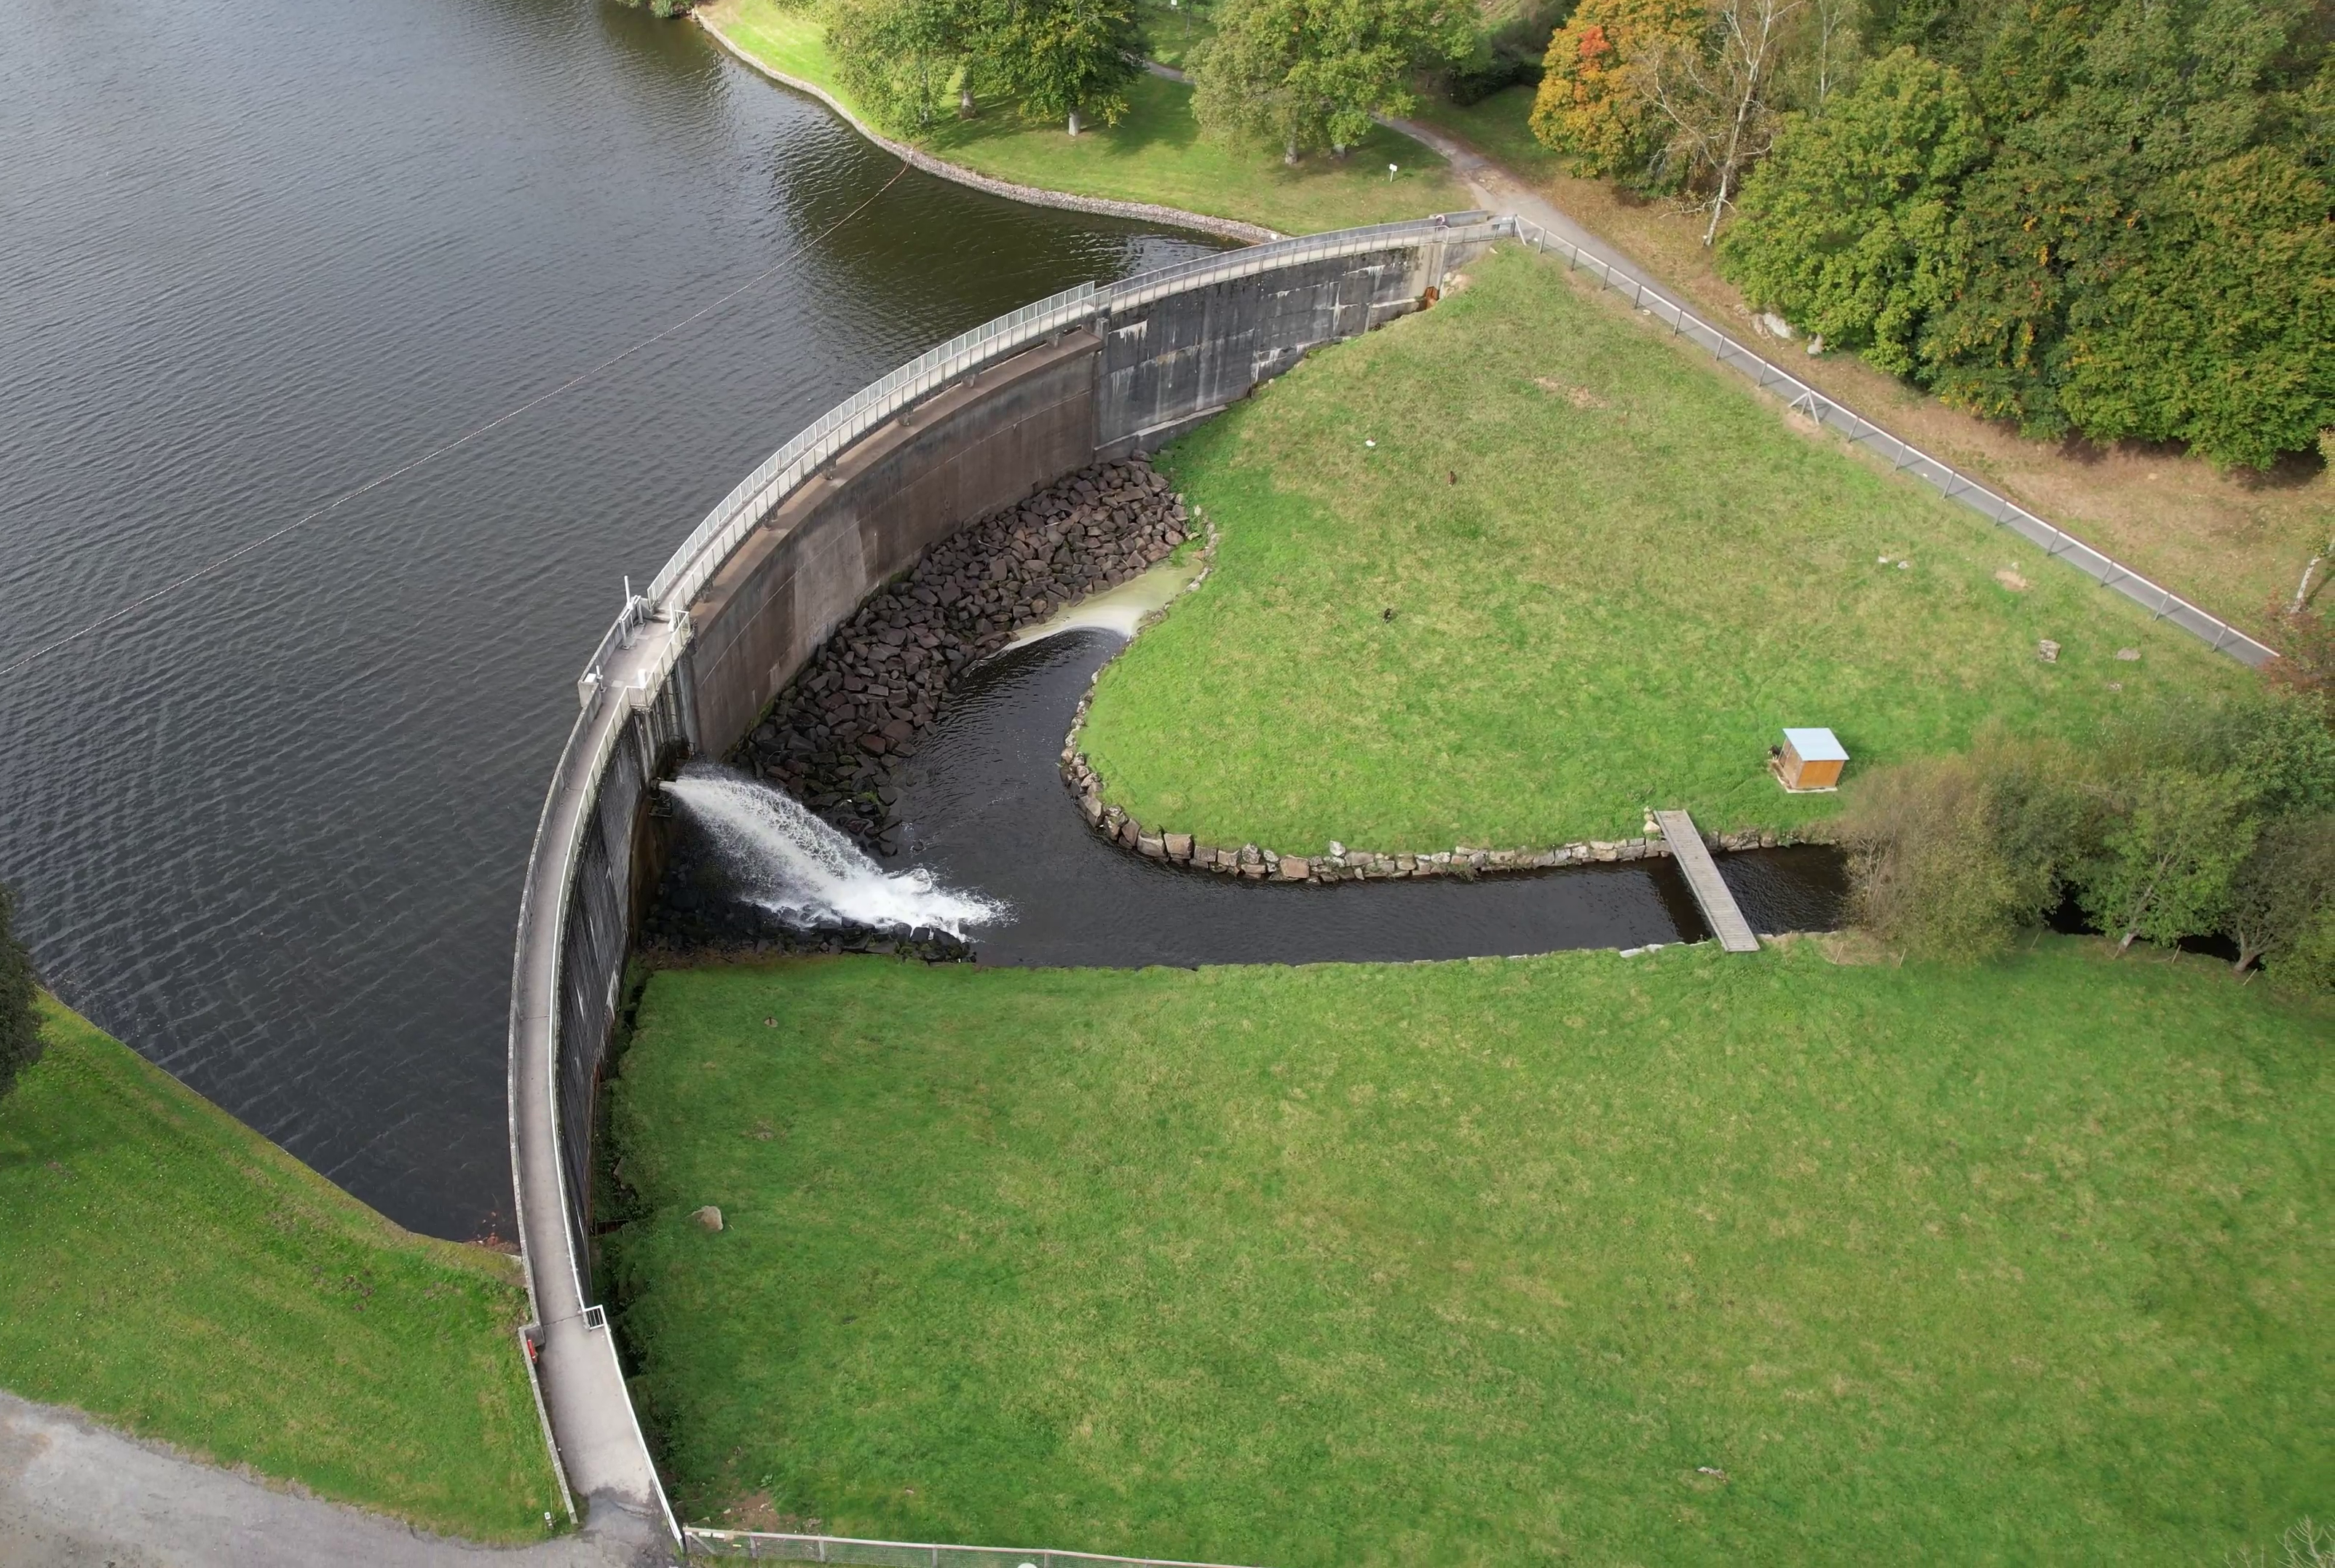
[0,0,1220,1238]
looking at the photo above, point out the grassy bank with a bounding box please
[0,997,564,1541]
[698,0,1470,235]
[1075,242,2250,853]
[605,942,2330,1563]
[1408,86,2335,644]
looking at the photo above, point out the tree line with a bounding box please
[1837,692,2335,988]
[1530,0,2332,470]
[821,0,1479,159]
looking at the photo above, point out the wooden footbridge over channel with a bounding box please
[1653,810,1761,954]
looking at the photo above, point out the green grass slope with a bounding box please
[1075,243,2253,852]
[700,0,1471,236]
[606,943,2329,1564]
[0,996,564,1541]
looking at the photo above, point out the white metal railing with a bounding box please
[643,281,1099,616]
[633,214,1500,641]
[1498,216,2278,668]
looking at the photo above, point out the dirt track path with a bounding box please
[0,1392,668,1568]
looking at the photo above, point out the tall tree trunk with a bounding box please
[1284,136,1299,165]
[960,84,975,114]
[2293,545,2329,611]
[1067,108,1083,135]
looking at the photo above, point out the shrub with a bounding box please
[1836,739,2082,963]
[0,883,39,1103]
[2078,767,2258,957]
[2227,815,2335,979]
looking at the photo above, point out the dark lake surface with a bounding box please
[0,0,1220,1238]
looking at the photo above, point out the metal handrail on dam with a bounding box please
[505,210,2277,1542]
[508,213,1497,1538]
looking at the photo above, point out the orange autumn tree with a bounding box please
[1529,0,1702,179]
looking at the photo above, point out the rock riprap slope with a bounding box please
[737,457,1190,850]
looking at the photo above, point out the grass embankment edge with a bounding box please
[694,4,1276,242]
[0,994,566,1543]
[694,0,1473,239]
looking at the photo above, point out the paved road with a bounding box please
[1135,58,1651,277]
[0,1393,670,1568]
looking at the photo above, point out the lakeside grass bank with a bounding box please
[1074,243,2250,854]
[605,940,2330,1562]
[696,0,1470,237]
[0,997,565,1542]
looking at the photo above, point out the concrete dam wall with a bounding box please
[505,205,2273,1539]
[506,215,1500,1534]
[684,240,1469,755]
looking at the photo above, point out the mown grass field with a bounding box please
[698,0,1471,235]
[1075,243,2253,853]
[0,997,564,1541]
[1405,84,2335,646]
[605,941,2331,1564]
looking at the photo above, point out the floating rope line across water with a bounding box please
[0,159,917,680]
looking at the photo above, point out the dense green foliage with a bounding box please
[1190,0,1473,159]
[0,884,36,1104]
[708,0,1470,231]
[829,0,993,130]
[1721,0,2334,467]
[607,945,2331,1562]
[1000,0,1145,132]
[1075,245,2245,853]
[1714,46,1982,374]
[1838,696,2335,978]
[0,997,564,1539]
[824,0,1140,132]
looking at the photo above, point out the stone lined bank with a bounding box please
[1059,724,1802,884]
[733,456,1193,850]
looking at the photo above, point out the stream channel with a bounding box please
[663,625,1848,966]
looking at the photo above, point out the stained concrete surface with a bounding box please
[0,1392,670,1568]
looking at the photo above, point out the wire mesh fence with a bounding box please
[683,1528,1266,1567]
[1498,216,2276,668]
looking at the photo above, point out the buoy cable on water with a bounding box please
[0,159,917,681]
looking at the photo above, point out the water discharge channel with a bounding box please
[657,624,1846,967]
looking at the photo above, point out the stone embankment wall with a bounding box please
[1058,682,1796,881]
[732,458,1190,850]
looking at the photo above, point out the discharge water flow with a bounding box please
[661,766,1007,937]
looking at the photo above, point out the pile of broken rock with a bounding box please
[735,456,1190,852]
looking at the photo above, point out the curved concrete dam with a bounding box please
[0,0,1233,1246]
[506,211,2270,1539]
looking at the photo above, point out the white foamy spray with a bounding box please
[660,766,1008,937]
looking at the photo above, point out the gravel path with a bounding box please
[0,1392,670,1568]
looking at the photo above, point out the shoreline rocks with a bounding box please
[733,455,1192,852]
[1059,681,1798,881]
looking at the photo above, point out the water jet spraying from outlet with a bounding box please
[660,765,1005,937]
